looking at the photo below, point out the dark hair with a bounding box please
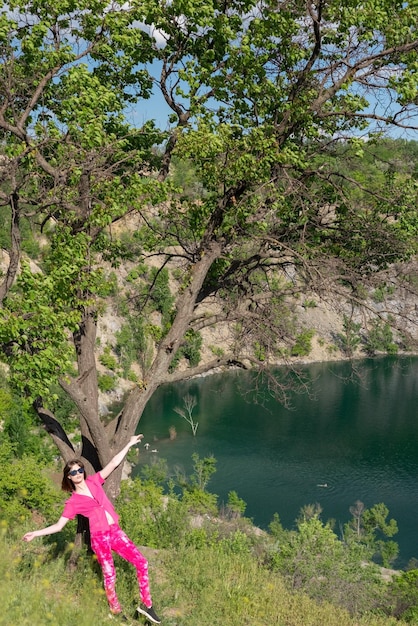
[62,459,86,492]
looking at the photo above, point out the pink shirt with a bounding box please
[62,472,119,534]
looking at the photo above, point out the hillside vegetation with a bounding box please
[0,434,416,626]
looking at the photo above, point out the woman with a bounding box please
[23,434,161,624]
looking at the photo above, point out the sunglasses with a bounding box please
[68,467,84,477]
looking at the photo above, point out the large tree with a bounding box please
[0,0,417,500]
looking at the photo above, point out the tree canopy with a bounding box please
[0,0,417,497]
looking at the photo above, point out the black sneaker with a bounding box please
[137,604,161,624]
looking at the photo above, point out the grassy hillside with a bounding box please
[1,526,407,626]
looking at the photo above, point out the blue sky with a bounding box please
[127,82,418,141]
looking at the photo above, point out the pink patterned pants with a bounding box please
[90,524,152,614]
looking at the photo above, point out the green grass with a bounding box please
[0,523,407,626]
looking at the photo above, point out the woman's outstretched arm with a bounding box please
[99,434,144,480]
[22,516,70,542]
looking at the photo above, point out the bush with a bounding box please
[291,329,315,357]
[169,329,203,371]
[365,321,398,355]
[117,477,190,548]
[223,490,246,519]
[0,441,63,523]
[139,457,169,485]
[181,488,219,516]
[337,315,362,357]
[269,514,387,614]
[0,377,55,460]
[387,569,418,621]
[97,373,117,392]
[115,315,148,377]
[98,345,119,370]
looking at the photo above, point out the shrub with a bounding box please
[291,329,315,357]
[219,529,252,555]
[175,454,219,515]
[269,514,387,614]
[117,477,190,548]
[364,321,398,355]
[97,373,117,392]
[0,441,63,523]
[181,488,218,516]
[98,345,119,370]
[388,569,418,621]
[139,457,169,485]
[223,490,247,519]
[115,315,148,377]
[169,329,203,371]
[337,315,362,357]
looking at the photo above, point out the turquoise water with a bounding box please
[136,357,418,567]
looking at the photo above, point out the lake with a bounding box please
[136,356,418,568]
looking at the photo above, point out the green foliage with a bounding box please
[139,457,169,485]
[98,344,118,371]
[303,299,317,309]
[388,569,418,622]
[190,453,217,491]
[337,315,362,357]
[0,530,109,626]
[121,266,175,370]
[372,284,395,304]
[126,369,138,382]
[0,228,107,399]
[269,513,386,614]
[0,371,54,459]
[169,156,206,200]
[169,329,203,372]
[0,3,417,620]
[253,340,266,361]
[0,441,62,523]
[97,373,116,393]
[219,529,253,556]
[115,314,148,377]
[181,488,219,516]
[0,209,40,259]
[174,453,219,515]
[0,441,409,626]
[365,321,399,356]
[291,329,315,357]
[47,383,79,431]
[224,490,247,519]
[143,267,174,326]
[117,476,190,549]
[363,503,399,567]
[268,512,287,542]
[2,402,38,458]
[0,0,417,519]
[164,542,403,626]
[97,271,118,297]
[1,518,407,626]
[344,501,399,567]
[209,345,224,357]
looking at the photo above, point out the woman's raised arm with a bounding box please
[99,434,144,480]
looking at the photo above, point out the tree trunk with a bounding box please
[0,191,21,304]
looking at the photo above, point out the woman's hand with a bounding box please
[22,518,68,541]
[129,434,144,447]
[22,531,38,542]
[100,434,145,480]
